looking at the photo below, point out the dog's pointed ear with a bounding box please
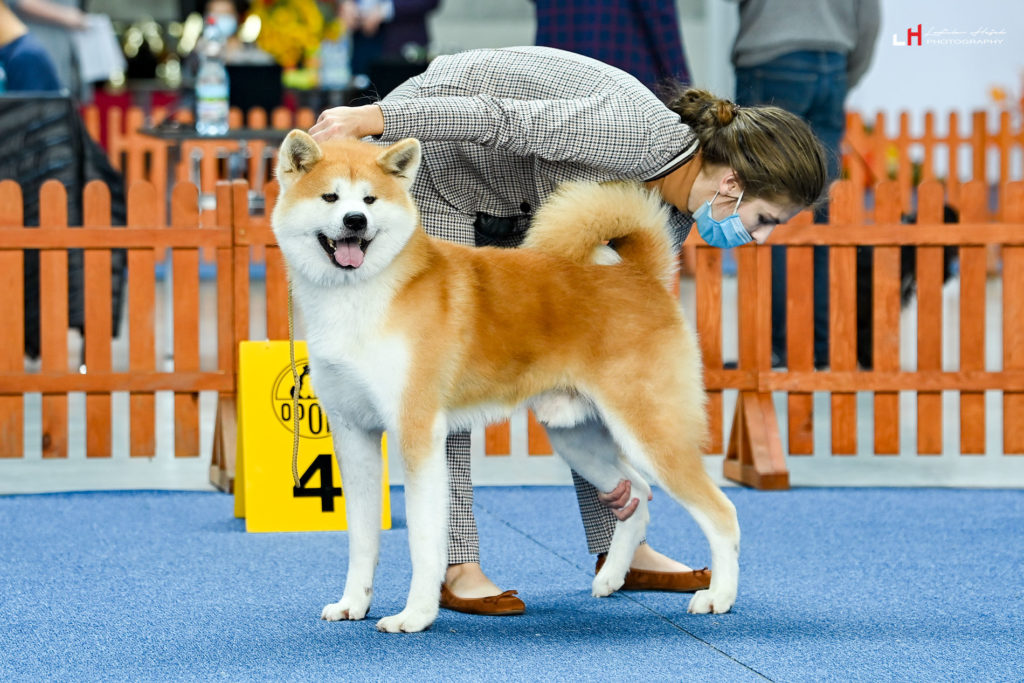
[377,138,421,186]
[276,130,323,189]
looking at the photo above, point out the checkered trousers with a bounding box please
[446,433,622,564]
[446,431,479,564]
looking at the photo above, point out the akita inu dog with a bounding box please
[272,131,739,633]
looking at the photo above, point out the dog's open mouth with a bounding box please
[318,232,370,269]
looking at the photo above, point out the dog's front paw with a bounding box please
[687,588,735,615]
[375,606,437,633]
[591,570,625,597]
[321,594,371,621]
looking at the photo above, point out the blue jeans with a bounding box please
[735,51,847,367]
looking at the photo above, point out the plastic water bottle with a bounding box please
[0,63,7,93]
[195,18,230,136]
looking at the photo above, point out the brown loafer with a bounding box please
[439,584,526,616]
[596,554,711,593]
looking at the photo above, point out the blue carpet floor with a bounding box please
[1,486,1022,681]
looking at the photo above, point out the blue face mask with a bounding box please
[211,14,237,38]
[694,191,752,249]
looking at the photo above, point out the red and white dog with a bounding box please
[271,131,739,632]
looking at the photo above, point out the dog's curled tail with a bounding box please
[525,181,676,289]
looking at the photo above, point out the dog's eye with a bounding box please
[321,193,338,203]
[363,196,376,205]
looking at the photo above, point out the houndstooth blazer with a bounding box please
[375,46,699,247]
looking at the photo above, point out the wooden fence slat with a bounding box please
[959,181,988,454]
[758,370,1024,393]
[829,181,860,454]
[39,181,69,458]
[0,372,232,393]
[872,112,888,185]
[215,183,236,391]
[83,182,113,458]
[695,246,722,454]
[873,182,903,454]
[736,244,758,369]
[265,247,289,340]
[271,107,293,129]
[258,181,289,340]
[997,112,1012,200]
[916,181,946,454]
[296,108,316,130]
[123,108,147,188]
[921,112,936,183]
[1003,181,1024,453]
[526,410,552,455]
[0,182,24,458]
[0,228,230,249]
[897,112,914,211]
[844,111,869,188]
[485,422,510,456]
[971,112,987,185]
[171,183,201,457]
[128,182,157,456]
[947,112,962,209]
[107,106,124,168]
[785,212,814,454]
[765,222,1024,246]
[734,243,759,459]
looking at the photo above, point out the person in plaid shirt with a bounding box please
[533,0,691,94]
[310,45,826,616]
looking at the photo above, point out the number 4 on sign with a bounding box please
[294,453,343,512]
[235,340,391,533]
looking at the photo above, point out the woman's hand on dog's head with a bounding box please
[309,105,386,143]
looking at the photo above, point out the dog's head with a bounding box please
[272,130,422,287]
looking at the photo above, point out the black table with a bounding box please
[138,125,291,212]
[138,125,293,143]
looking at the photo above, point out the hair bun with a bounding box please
[671,88,738,130]
[714,101,737,126]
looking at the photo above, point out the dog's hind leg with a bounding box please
[597,382,740,614]
[375,412,448,633]
[543,416,651,597]
[322,424,384,622]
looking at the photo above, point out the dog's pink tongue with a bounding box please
[334,242,364,268]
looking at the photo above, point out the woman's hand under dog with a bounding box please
[309,105,385,143]
[598,479,653,521]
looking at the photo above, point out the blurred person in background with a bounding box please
[730,0,880,369]
[341,0,438,97]
[532,0,691,95]
[7,0,87,98]
[0,0,63,91]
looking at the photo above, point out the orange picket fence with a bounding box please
[843,109,1024,211]
[0,179,235,461]
[2,104,1023,489]
[719,179,1024,488]
[81,104,318,225]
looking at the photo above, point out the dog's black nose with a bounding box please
[343,212,367,232]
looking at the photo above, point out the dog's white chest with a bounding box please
[295,284,410,431]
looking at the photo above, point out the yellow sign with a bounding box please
[235,340,391,533]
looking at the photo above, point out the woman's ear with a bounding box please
[718,169,743,198]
